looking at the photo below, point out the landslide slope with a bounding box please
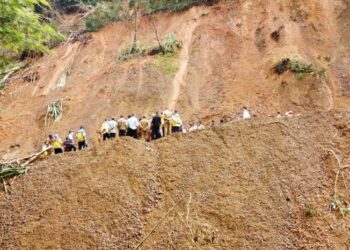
[1,112,350,249]
[1,0,350,156]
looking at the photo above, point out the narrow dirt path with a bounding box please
[169,21,199,110]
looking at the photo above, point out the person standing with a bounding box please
[76,126,87,150]
[151,112,162,140]
[127,114,139,139]
[163,108,173,136]
[117,115,128,137]
[139,115,150,141]
[109,118,117,139]
[101,119,110,141]
[242,106,251,120]
[64,130,76,152]
[197,121,205,130]
[171,110,182,133]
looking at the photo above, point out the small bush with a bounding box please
[275,58,326,80]
[117,42,146,63]
[85,1,127,32]
[304,203,317,217]
[117,33,180,63]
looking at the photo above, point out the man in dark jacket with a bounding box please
[151,112,162,140]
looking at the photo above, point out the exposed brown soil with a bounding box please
[1,112,350,249]
[1,1,350,157]
[1,1,350,248]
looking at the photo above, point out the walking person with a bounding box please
[109,118,117,139]
[76,126,87,150]
[49,134,63,154]
[64,130,76,152]
[101,119,110,141]
[242,106,251,120]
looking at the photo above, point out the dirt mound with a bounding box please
[1,111,350,249]
[1,1,350,156]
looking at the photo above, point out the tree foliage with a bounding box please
[0,0,63,56]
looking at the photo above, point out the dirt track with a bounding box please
[1,112,350,249]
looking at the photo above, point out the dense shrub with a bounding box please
[85,1,128,32]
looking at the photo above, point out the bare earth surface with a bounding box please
[1,112,350,249]
[1,0,350,249]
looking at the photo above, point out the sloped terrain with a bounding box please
[1,0,350,156]
[1,112,350,249]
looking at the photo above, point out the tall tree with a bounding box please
[0,0,63,56]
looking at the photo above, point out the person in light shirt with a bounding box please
[127,114,139,139]
[242,106,251,120]
[108,118,117,139]
[197,121,205,130]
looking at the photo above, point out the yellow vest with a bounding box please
[52,140,62,149]
[76,132,85,142]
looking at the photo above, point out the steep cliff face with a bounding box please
[0,0,350,155]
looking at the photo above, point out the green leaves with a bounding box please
[0,0,63,55]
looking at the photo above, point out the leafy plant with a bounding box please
[304,203,317,217]
[0,0,64,55]
[85,1,127,32]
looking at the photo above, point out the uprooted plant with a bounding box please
[45,100,64,125]
[328,150,350,216]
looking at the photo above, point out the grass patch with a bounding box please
[117,33,180,63]
[152,55,179,74]
[304,203,317,217]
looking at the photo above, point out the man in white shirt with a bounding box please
[108,118,117,139]
[197,121,205,130]
[285,111,293,117]
[127,114,139,139]
[188,123,198,132]
[243,106,251,120]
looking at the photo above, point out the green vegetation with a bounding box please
[0,0,63,87]
[117,33,180,63]
[0,0,63,55]
[330,196,350,216]
[85,1,128,32]
[275,58,326,80]
[152,55,179,74]
[304,203,317,217]
[82,0,215,32]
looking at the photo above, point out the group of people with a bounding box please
[44,107,295,155]
[99,109,184,142]
[43,126,87,155]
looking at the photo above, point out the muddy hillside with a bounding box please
[1,0,350,156]
[1,112,350,249]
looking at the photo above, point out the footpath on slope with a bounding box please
[1,111,350,249]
